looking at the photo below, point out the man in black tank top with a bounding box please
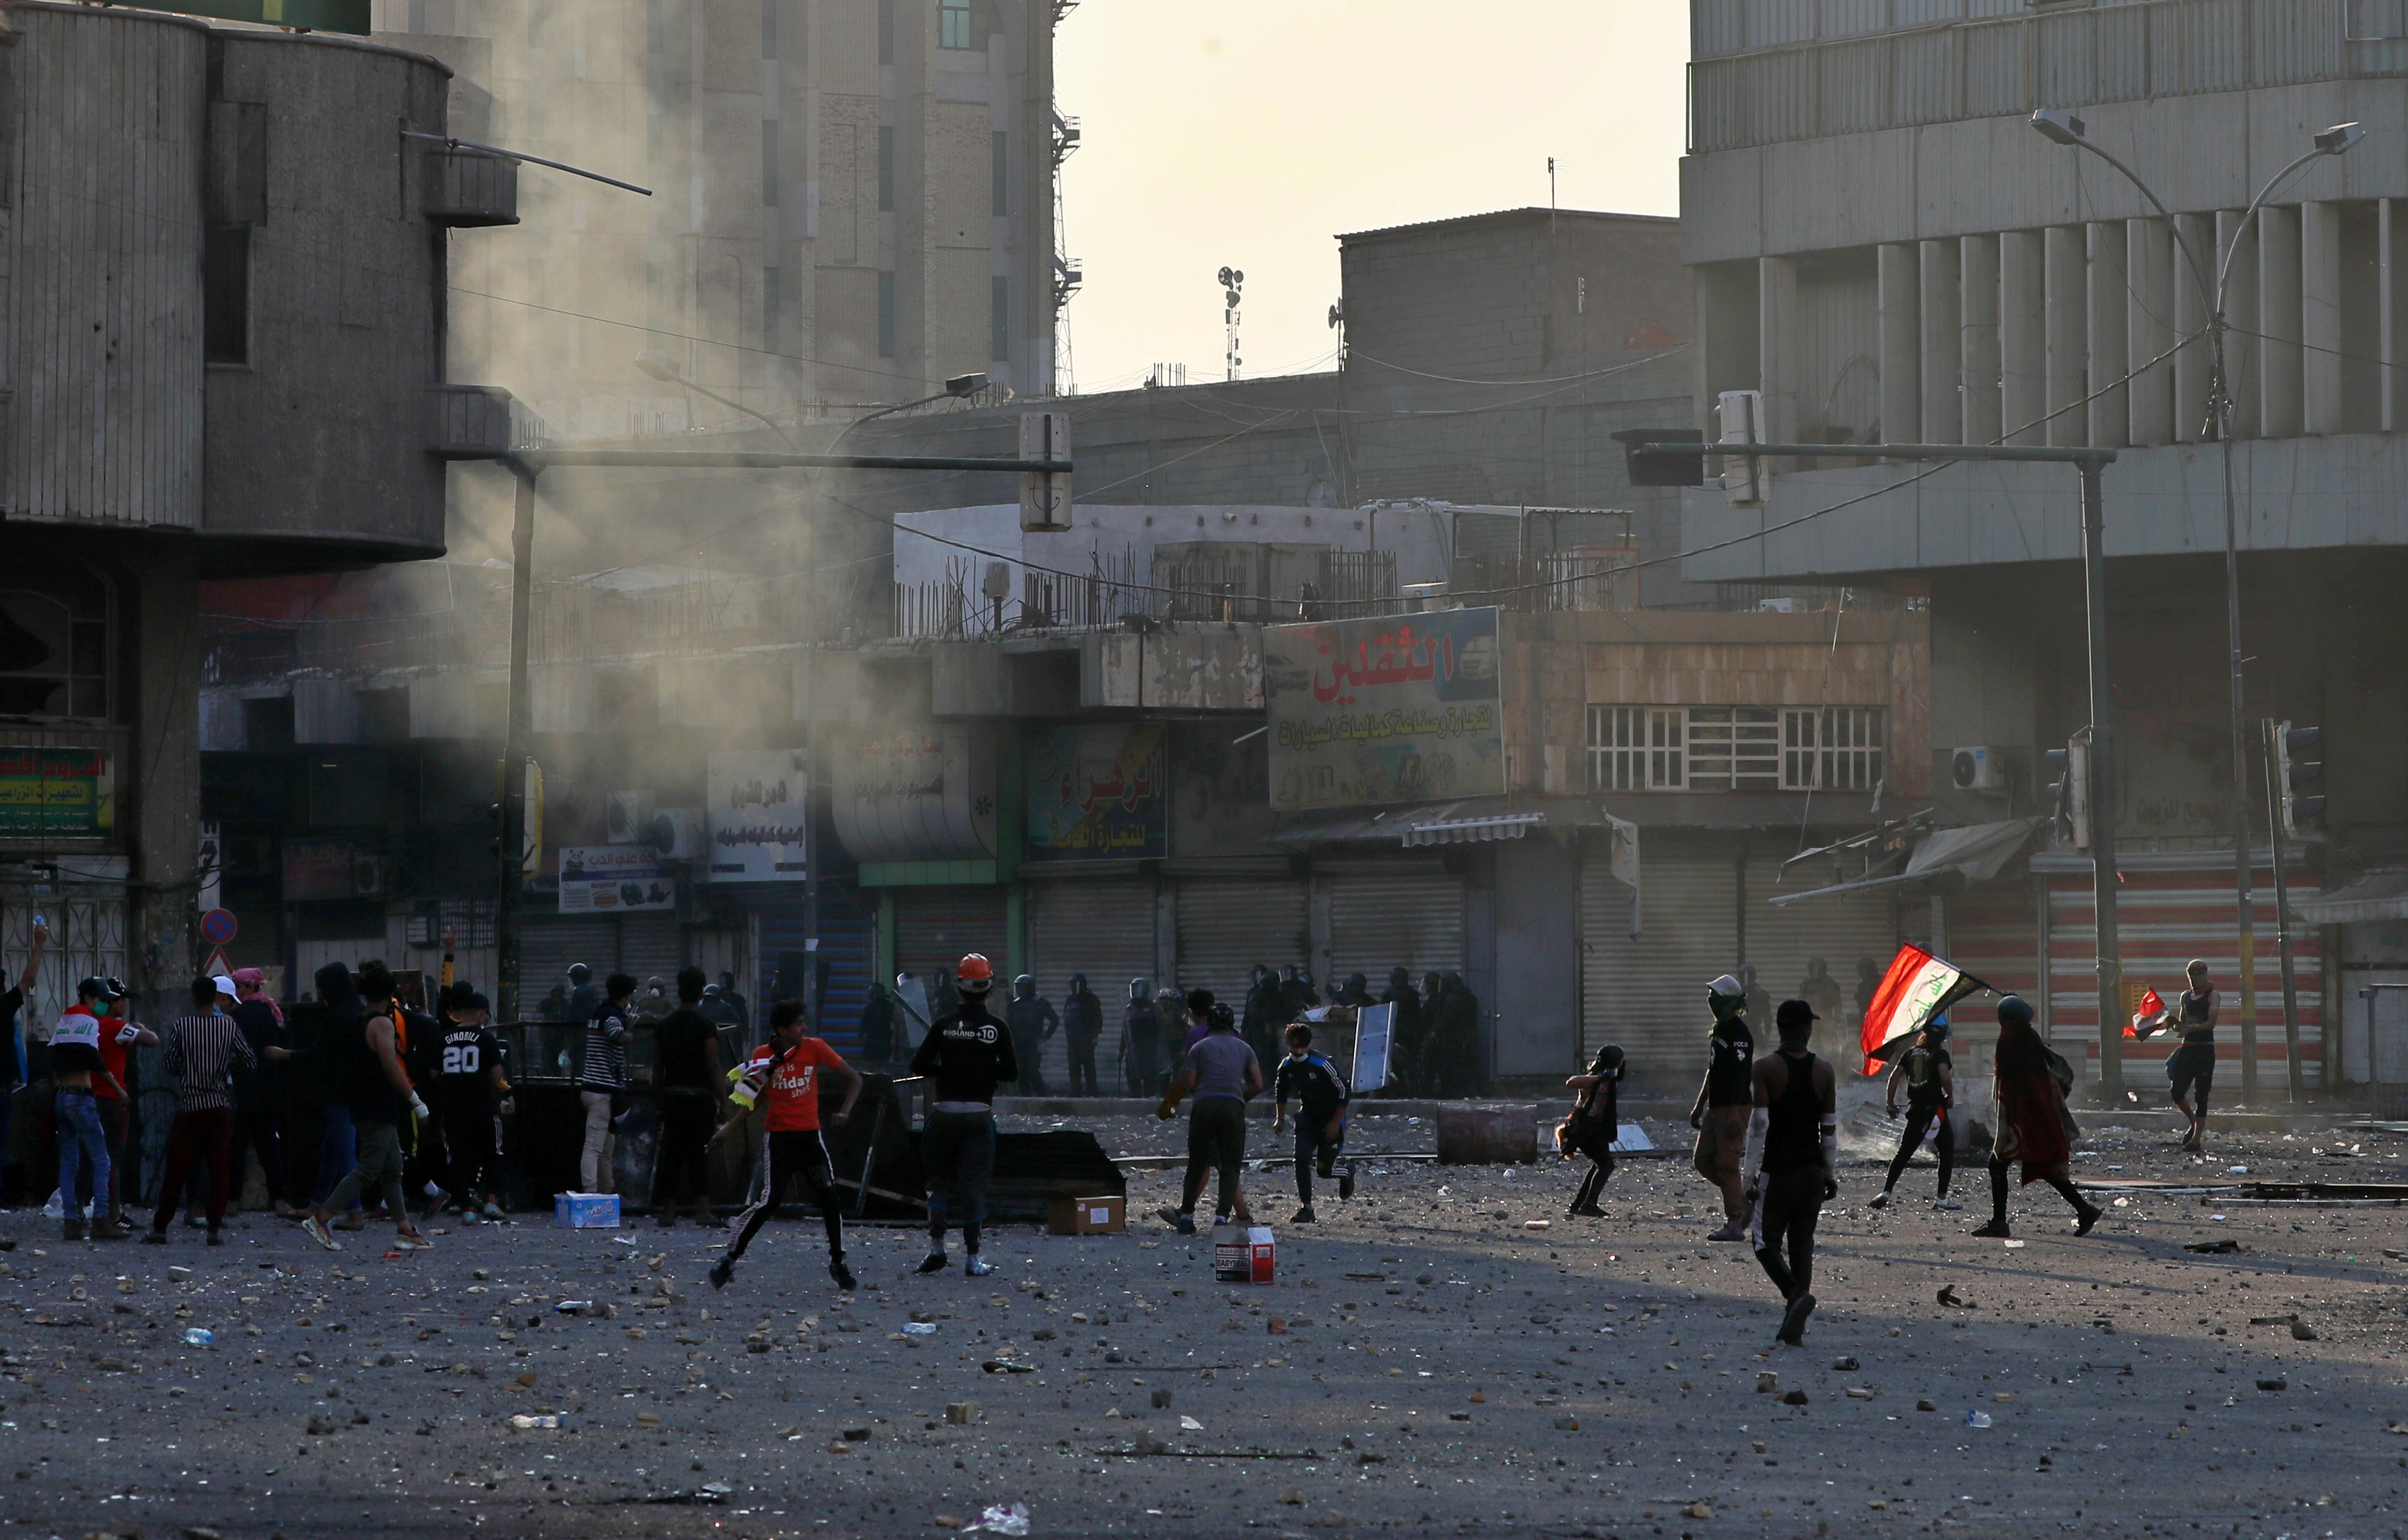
[1744,1000,1838,1346]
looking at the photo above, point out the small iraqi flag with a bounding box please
[1860,942,1990,1075]
[2126,987,2166,1039]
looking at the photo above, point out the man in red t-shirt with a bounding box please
[76,978,155,1232]
[707,998,861,1291]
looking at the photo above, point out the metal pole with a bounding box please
[2081,460,2125,1101]
[2262,719,2307,1100]
[2212,315,2261,1107]
[497,467,536,1023]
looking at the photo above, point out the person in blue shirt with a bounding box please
[1271,1023,1354,1224]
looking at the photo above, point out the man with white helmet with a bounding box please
[910,953,1018,1277]
[1686,972,1756,1242]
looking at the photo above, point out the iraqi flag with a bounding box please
[1860,943,1991,1074]
[2126,987,2166,1039]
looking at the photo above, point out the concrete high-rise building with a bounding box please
[373,0,1060,440]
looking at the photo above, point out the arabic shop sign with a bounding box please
[558,845,675,914]
[1263,608,1504,810]
[1026,723,1167,862]
[0,748,115,836]
[705,749,810,883]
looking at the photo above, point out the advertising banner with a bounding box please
[558,845,675,914]
[1263,608,1504,810]
[706,749,810,883]
[0,747,114,835]
[1026,723,1168,862]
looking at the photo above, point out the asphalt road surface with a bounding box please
[4,1114,2406,1540]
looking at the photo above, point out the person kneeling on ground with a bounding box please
[1272,1023,1353,1223]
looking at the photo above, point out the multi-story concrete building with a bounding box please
[371,0,1060,439]
[1670,0,2408,1093]
[0,1,511,1199]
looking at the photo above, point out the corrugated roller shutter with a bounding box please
[1750,854,1899,1071]
[618,914,684,984]
[1580,837,1737,1087]
[1174,877,1309,1005]
[892,886,1009,985]
[1326,867,1465,982]
[1029,877,1159,1089]
[518,917,617,1014]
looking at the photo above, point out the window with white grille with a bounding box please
[1588,704,1885,793]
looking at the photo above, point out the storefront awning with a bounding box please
[1269,797,1612,850]
[1767,816,2042,906]
[2290,869,2408,925]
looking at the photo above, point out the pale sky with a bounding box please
[1052,2,1690,395]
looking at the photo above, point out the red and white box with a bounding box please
[1214,1225,1275,1283]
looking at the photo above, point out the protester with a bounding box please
[143,976,257,1245]
[910,953,1016,1277]
[1005,974,1057,1094]
[435,988,510,1222]
[304,964,365,1228]
[2148,959,2218,1154]
[1559,1043,1625,1218]
[1156,996,1263,1235]
[227,967,291,1217]
[579,972,634,1193]
[1061,973,1104,1097]
[48,979,128,1240]
[708,999,860,1291]
[651,966,723,1228]
[1687,972,1756,1242]
[298,960,430,1253]
[1974,995,2102,1240]
[1743,1000,1837,1346]
[1180,990,1216,1056]
[1271,1022,1352,1223]
[0,918,48,1193]
[88,979,152,1232]
[1872,1014,1959,1211]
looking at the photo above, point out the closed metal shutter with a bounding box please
[618,914,684,984]
[1326,866,1464,984]
[1174,877,1309,1006]
[1029,876,1159,1089]
[892,886,1009,987]
[1750,853,1899,1071]
[518,917,617,1014]
[1579,836,1736,1090]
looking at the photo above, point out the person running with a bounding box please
[298,962,431,1254]
[1742,1000,1837,1346]
[1559,1043,1626,1218]
[48,979,130,1241]
[2157,959,2218,1153]
[1271,1022,1353,1224]
[578,973,634,1193]
[708,999,860,1291]
[1061,973,1104,1097]
[436,990,510,1222]
[1156,997,1263,1236]
[1871,1015,1959,1211]
[651,966,723,1229]
[143,976,257,1245]
[910,954,1017,1277]
[1974,995,2102,1240]
[1687,973,1756,1242]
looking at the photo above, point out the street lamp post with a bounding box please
[2030,109,2363,1104]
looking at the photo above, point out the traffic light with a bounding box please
[2269,721,2325,837]
[2044,735,2091,850]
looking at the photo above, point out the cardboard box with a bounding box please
[1047,1194,1125,1235]
[554,1191,621,1229]
[1214,1225,1276,1283]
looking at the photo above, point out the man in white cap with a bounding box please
[1686,972,1756,1241]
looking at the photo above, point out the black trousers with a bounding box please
[923,1109,997,1237]
[1882,1100,1955,1196]
[442,1103,499,1203]
[726,1129,843,1265]
[234,1108,283,1205]
[651,1089,717,1213]
[1066,1037,1099,1097]
[1751,1165,1825,1301]
[1182,1098,1247,1216]
[1565,1121,1617,1210]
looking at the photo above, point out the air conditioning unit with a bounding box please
[604,790,652,844]
[647,807,707,860]
[1950,745,2009,793]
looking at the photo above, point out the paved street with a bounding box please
[4,1113,2406,1540]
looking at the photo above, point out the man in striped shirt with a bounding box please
[143,976,257,1246]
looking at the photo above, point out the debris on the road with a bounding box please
[1937,1284,1973,1307]
[962,1504,1032,1536]
[2258,1377,2288,1391]
[2291,1322,2320,1341]
[1780,1390,1808,1406]
[946,1402,981,1424]
[1832,1355,1859,1371]
[2186,1239,2248,1252]
[509,1414,561,1430]
[1966,1411,1994,1428]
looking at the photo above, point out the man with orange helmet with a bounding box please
[909,952,1018,1277]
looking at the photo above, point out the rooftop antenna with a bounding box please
[1548,155,1557,237]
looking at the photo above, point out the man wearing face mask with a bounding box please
[1687,972,1756,1242]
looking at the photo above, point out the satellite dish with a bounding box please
[1327,304,1343,329]
[1217,266,1233,286]
[1232,269,1244,285]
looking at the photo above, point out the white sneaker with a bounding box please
[1934,1198,1962,1211]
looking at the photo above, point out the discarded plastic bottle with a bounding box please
[182,1328,213,1347]
[1965,1410,1994,1428]
[555,1300,595,1315]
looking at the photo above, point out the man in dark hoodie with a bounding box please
[1061,974,1104,1097]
